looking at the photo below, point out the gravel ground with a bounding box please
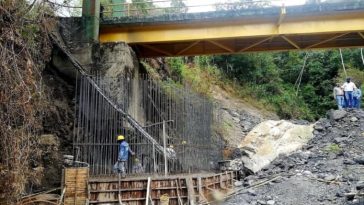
[224,109,364,205]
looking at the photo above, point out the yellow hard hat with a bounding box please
[117,135,125,141]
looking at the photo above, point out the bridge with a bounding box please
[81,0,364,57]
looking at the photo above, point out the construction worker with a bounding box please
[113,135,135,178]
[132,158,145,174]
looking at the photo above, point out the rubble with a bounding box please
[224,120,314,174]
[225,109,364,205]
[219,108,263,147]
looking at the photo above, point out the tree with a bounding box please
[131,0,151,15]
[216,0,271,11]
[169,0,188,13]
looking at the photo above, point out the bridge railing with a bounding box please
[100,0,364,19]
[100,0,276,18]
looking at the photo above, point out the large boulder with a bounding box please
[238,120,314,173]
[328,110,347,121]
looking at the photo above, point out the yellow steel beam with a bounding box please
[305,33,349,49]
[176,41,200,55]
[206,40,234,53]
[140,44,173,56]
[281,35,300,49]
[239,36,274,52]
[359,32,364,39]
[100,13,364,43]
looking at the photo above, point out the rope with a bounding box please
[295,52,309,96]
[339,48,348,78]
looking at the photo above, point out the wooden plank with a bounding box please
[64,167,89,205]
[88,172,236,205]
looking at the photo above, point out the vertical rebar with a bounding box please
[74,74,218,176]
[163,120,167,176]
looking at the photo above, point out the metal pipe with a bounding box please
[153,143,156,173]
[143,120,174,128]
[163,120,168,176]
[340,48,348,78]
[145,177,151,205]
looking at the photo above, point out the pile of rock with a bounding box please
[222,120,314,175]
[226,109,364,205]
[217,108,263,150]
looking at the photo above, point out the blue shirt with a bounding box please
[353,89,362,98]
[118,141,130,161]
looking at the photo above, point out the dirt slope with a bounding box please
[212,85,278,148]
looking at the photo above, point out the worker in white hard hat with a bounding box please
[113,135,135,177]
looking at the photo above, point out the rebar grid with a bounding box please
[74,74,221,176]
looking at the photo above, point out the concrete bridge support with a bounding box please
[82,0,100,41]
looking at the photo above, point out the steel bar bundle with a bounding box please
[73,74,222,176]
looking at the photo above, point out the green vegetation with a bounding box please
[324,143,342,154]
[165,0,188,13]
[215,0,271,10]
[155,49,364,121]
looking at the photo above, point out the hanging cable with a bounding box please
[339,48,348,78]
[361,48,364,66]
[295,52,309,96]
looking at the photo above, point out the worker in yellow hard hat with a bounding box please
[113,135,135,178]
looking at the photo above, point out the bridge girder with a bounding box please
[99,6,364,57]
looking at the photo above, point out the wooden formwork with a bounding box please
[63,167,89,205]
[88,172,236,205]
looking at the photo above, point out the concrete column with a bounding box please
[82,0,100,42]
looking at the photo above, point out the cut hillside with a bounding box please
[142,58,278,149]
[212,85,278,148]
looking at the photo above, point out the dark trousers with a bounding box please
[113,161,127,177]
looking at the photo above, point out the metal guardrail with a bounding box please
[100,0,364,18]
[100,0,275,17]
[45,0,364,18]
